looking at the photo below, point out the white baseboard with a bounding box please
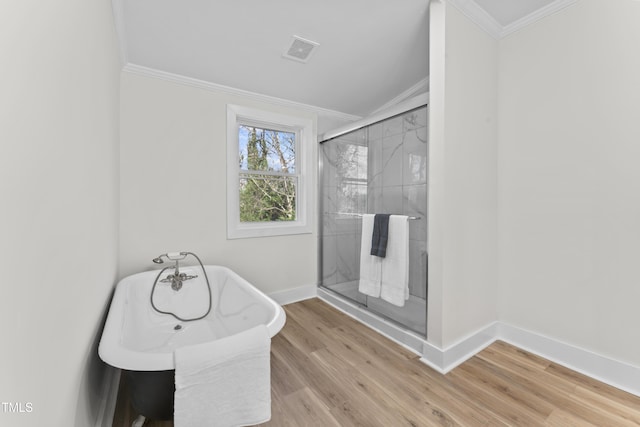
[268,283,317,306]
[420,322,498,374]
[498,323,640,397]
[95,367,121,427]
[420,321,640,397]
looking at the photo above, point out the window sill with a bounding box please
[227,222,313,239]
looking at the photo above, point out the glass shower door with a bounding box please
[320,127,368,305]
[319,106,428,336]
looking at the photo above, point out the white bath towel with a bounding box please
[380,215,410,307]
[358,214,383,297]
[174,325,271,427]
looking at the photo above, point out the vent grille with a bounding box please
[283,36,319,63]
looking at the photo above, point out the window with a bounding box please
[238,125,297,222]
[227,105,314,239]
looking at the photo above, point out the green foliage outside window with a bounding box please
[239,125,297,222]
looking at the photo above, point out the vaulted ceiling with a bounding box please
[114,0,576,117]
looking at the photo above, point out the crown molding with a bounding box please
[500,0,578,38]
[122,63,362,123]
[446,0,503,39]
[447,0,578,39]
[369,76,429,116]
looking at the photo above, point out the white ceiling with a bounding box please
[118,0,429,118]
[115,0,574,118]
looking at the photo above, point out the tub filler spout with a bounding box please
[153,251,199,291]
[159,269,198,291]
[149,251,213,321]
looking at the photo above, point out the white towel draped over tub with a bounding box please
[174,324,271,427]
[358,214,410,307]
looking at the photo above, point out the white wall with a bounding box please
[498,0,640,367]
[0,1,120,426]
[119,72,323,295]
[428,1,499,348]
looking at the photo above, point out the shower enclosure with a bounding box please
[318,98,428,337]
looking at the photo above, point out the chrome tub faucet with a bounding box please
[152,252,198,291]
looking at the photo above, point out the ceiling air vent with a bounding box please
[283,36,319,63]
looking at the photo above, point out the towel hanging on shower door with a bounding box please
[359,214,383,297]
[370,213,391,257]
[379,215,410,307]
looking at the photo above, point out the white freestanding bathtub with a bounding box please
[98,264,286,421]
[99,265,286,371]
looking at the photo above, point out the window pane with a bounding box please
[239,125,296,173]
[239,174,297,222]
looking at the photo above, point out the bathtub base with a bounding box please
[126,370,175,421]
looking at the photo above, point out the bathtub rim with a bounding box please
[98,265,286,371]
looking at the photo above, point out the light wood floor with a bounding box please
[113,298,640,426]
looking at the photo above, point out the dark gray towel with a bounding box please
[370,214,391,257]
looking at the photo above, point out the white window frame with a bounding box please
[227,104,314,239]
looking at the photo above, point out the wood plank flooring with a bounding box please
[113,298,640,426]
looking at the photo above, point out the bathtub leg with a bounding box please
[131,415,146,427]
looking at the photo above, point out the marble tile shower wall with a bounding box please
[321,106,428,299]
